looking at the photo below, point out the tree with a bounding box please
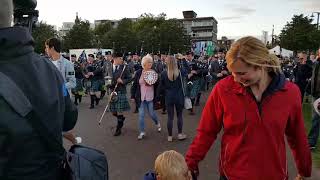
[279,14,320,53]
[63,20,94,51]
[94,22,112,48]
[102,18,138,53]
[134,14,190,54]
[32,21,57,54]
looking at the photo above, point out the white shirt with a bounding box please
[52,60,59,69]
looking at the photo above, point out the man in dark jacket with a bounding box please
[0,0,78,179]
[308,50,320,150]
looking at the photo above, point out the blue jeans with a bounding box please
[308,102,320,147]
[139,100,159,132]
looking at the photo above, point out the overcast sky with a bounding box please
[37,0,320,38]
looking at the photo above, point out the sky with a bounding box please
[37,0,320,38]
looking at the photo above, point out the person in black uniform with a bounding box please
[96,52,107,99]
[72,54,85,105]
[132,52,143,113]
[0,0,78,179]
[109,52,132,136]
[85,54,104,109]
[194,57,209,106]
[186,51,203,115]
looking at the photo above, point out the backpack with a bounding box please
[0,72,108,180]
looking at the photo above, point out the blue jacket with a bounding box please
[143,171,157,180]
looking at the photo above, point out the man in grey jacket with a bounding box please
[0,1,78,179]
[45,37,76,91]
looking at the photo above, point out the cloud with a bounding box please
[218,16,243,21]
[217,6,256,22]
[233,7,256,15]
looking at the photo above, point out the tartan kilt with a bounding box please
[71,78,84,94]
[189,79,201,98]
[109,91,131,113]
[90,80,101,92]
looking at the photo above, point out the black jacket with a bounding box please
[110,64,132,93]
[157,71,184,106]
[130,69,159,107]
[0,27,77,180]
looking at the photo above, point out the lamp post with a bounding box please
[311,12,320,30]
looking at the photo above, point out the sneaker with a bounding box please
[157,123,161,132]
[138,132,146,140]
[310,146,316,150]
[75,137,82,144]
[178,133,187,141]
[167,136,173,142]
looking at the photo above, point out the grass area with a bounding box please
[303,100,320,167]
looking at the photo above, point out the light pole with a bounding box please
[311,12,320,30]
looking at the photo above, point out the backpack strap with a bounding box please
[0,72,32,117]
[0,72,65,154]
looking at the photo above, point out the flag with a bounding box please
[78,50,87,64]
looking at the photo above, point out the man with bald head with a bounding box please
[0,0,78,179]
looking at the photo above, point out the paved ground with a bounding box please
[66,89,320,180]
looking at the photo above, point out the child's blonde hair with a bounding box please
[155,150,190,180]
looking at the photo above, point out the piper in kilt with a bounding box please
[109,52,132,136]
[71,56,86,105]
[85,54,104,109]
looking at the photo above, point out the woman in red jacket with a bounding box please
[185,36,312,180]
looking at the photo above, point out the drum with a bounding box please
[143,70,158,85]
[104,76,112,86]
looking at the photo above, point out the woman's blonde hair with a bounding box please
[155,150,190,180]
[166,56,179,81]
[226,36,281,74]
[141,54,154,69]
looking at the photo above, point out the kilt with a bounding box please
[109,91,130,113]
[89,79,102,92]
[189,79,201,98]
[71,78,84,95]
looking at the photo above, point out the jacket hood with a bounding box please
[0,27,34,60]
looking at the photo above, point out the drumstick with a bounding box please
[99,65,127,125]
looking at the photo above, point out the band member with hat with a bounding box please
[85,54,104,109]
[109,52,132,136]
[71,54,86,105]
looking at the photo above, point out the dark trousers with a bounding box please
[160,95,166,112]
[166,103,183,136]
[308,101,320,147]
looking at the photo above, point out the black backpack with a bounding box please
[0,72,108,180]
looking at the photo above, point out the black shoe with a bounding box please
[114,128,121,136]
[74,102,78,106]
[89,105,94,109]
[96,98,100,106]
[161,111,167,114]
[133,109,138,113]
[194,102,200,106]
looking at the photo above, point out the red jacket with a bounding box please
[186,75,312,180]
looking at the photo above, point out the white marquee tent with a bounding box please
[269,46,294,57]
